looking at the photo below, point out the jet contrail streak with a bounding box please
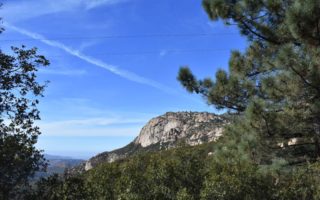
[4,23,176,94]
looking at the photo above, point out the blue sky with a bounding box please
[0,0,246,159]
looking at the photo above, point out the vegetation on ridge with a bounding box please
[2,0,320,199]
[28,143,320,199]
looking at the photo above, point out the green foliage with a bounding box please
[32,144,320,200]
[200,160,275,200]
[29,174,90,200]
[28,174,63,200]
[85,145,209,200]
[176,0,320,199]
[13,1,320,199]
[176,188,194,200]
[0,45,49,199]
[178,0,320,165]
[199,121,276,199]
[275,163,320,200]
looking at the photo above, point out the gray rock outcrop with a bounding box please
[69,112,228,174]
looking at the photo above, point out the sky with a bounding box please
[0,0,246,159]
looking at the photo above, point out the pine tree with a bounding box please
[178,0,320,165]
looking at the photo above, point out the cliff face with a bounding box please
[70,112,227,174]
[134,112,225,148]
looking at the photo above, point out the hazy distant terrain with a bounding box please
[35,155,84,179]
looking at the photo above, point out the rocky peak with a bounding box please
[134,111,226,148]
[69,112,227,173]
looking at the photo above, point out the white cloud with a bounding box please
[43,117,147,127]
[5,114,146,137]
[85,0,128,10]
[1,0,128,22]
[78,40,99,52]
[207,22,217,29]
[41,125,142,137]
[4,23,177,94]
[39,68,87,76]
[159,50,167,57]
[37,117,146,136]
[37,97,157,137]
[40,97,160,122]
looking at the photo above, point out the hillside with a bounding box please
[69,111,228,174]
[35,155,84,179]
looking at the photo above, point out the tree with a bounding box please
[85,145,209,200]
[28,174,91,200]
[26,174,63,200]
[200,157,275,200]
[0,40,49,198]
[178,0,320,165]
[276,162,320,200]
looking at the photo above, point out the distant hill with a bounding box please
[44,154,75,160]
[35,154,84,179]
[69,112,228,174]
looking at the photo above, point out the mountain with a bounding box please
[69,111,228,174]
[35,155,84,179]
[44,154,75,160]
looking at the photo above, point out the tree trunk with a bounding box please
[314,117,320,158]
[1,189,10,200]
[315,137,320,158]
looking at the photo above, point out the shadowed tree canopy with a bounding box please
[178,0,320,164]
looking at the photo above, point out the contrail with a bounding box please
[4,23,177,94]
